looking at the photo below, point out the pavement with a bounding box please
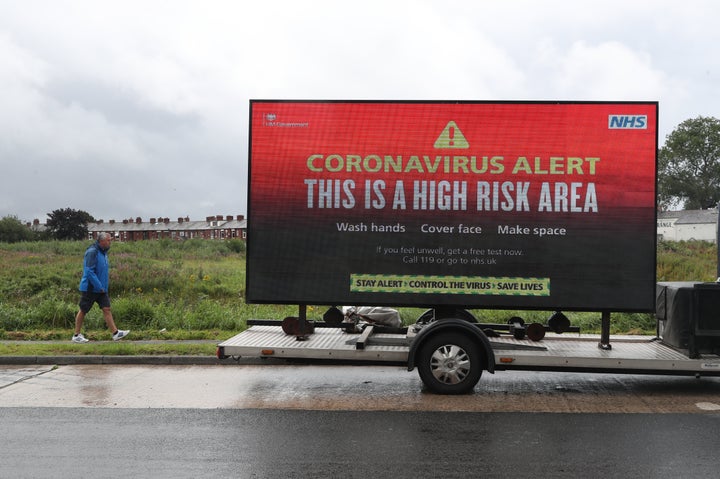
[3,362,720,413]
[0,339,227,366]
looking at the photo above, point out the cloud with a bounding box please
[1,0,719,222]
[534,40,669,100]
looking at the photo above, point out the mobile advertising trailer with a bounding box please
[218,100,720,394]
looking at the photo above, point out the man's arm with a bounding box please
[84,248,105,292]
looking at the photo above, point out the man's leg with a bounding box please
[103,307,130,340]
[102,307,118,332]
[74,310,86,335]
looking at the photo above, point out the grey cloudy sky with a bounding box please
[1,0,717,224]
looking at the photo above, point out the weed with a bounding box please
[0,239,716,338]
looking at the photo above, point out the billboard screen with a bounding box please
[247,101,658,311]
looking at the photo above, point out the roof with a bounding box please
[657,210,683,220]
[87,217,247,233]
[673,209,718,225]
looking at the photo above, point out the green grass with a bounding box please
[0,328,238,341]
[0,341,217,356]
[0,239,717,356]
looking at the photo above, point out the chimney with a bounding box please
[123,219,128,224]
[206,216,213,222]
[185,216,190,222]
[97,219,104,224]
[136,217,142,224]
[178,217,184,223]
[236,215,244,221]
[33,219,40,225]
[164,218,170,224]
[150,218,156,224]
[109,219,115,224]
[226,215,233,221]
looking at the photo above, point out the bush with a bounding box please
[0,216,37,242]
[0,302,27,330]
[112,297,157,328]
[180,300,242,330]
[27,299,77,329]
[657,240,717,282]
[226,239,246,254]
[111,256,181,295]
[0,298,77,330]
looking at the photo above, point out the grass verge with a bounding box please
[0,328,233,356]
[0,341,218,357]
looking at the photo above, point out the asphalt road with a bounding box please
[3,363,720,412]
[3,407,720,478]
[2,364,720,478]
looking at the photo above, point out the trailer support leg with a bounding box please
[296,304,309,341]
[598,311,612,350]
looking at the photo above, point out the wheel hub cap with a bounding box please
[430,344,471,384]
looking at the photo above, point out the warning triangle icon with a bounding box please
[433,121,469,149]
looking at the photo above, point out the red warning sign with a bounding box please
[247,100,658,312]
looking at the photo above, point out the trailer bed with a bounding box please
[218,325,720,376]
[219,325,411,362]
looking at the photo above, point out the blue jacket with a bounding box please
[78,241,110,293]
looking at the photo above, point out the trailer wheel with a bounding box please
[417,331,483,394]
[417,308,477,324]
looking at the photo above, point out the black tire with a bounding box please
[417,309,435,324]
[417,331,483,394]
[416,308,478,324]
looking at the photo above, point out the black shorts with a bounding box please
[79,291,111,312]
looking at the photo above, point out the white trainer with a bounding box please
[71,334,89,343]
[112,329,130,341]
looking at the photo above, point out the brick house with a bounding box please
[86,215,247,241]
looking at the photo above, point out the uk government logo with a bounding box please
[263,113,309,128]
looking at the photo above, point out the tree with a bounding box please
[0,215,36,243]
[45,208,95,240]
[658,116,720,210]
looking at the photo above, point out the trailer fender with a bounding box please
[407,318,495,373]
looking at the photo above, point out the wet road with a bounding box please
[2,364,720,478]
[2,363,720,412]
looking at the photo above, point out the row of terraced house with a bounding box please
[85,215,247,241]
[26,215,247,241]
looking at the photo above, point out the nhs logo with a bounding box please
[608,115,647,129]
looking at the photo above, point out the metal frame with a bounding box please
[218,324,720,377]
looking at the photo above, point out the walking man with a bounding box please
[72,232,129,343]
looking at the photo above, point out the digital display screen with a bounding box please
[247,101,657,311]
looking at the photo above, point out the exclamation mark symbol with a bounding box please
[434,121,467,149]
